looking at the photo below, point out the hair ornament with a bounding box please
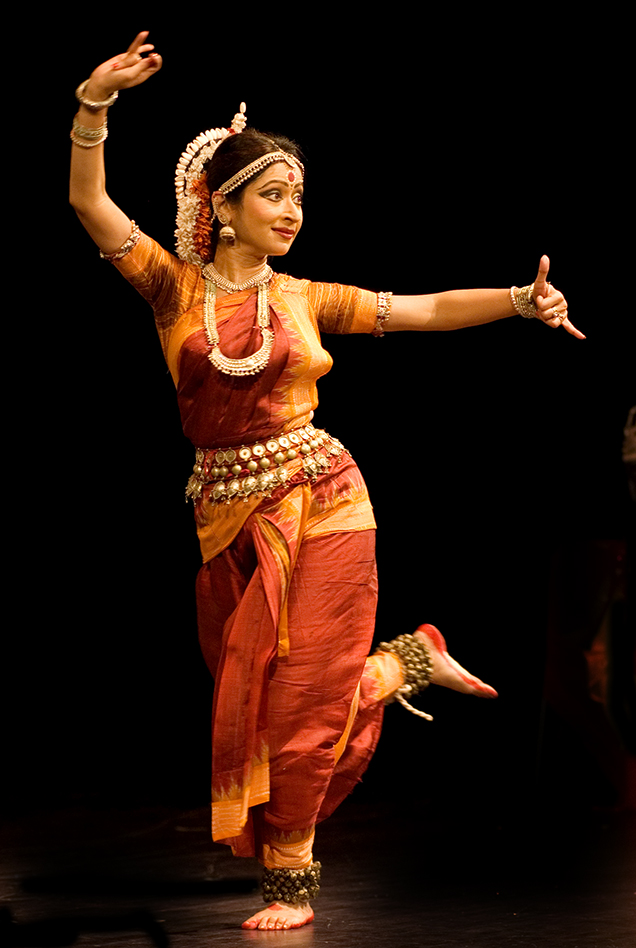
[174,103,246,266]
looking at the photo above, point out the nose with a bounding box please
[282,196,302,221]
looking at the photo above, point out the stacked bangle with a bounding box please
[70,115,108,148]
[510,284,538,319]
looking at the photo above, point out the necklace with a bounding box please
[203,277,275,377]
[202,261,273,292]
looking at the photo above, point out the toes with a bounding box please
[446,654,498,697]
[242,902,313,930]
[415,624,497,698]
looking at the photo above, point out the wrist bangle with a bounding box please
[510,284,537,319]
[70,115,108,147]
[372,291,393,337]
[75,79,119,112]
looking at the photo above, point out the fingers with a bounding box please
[127,31,151,53]
[531,276,585,339]
[538,300,566,328]
[124,32,155,59]
[137,53,162,75]
[87,33,161,97]
[534,287,563,322]
[109,37,162,86]
[536,299,586,340]
[535,285,564,314]
[541,308,566,328]
[112,31,156,71]
[562,317,586,340]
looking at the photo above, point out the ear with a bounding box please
[212,191,232,221]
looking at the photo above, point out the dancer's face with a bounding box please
[222,163,304,258]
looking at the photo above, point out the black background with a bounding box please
[6,9,633,822]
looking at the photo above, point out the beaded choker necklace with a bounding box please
[202,264,275,376]
[202,261,273,292]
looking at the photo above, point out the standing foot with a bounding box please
[415,624,498,698]
[241,901,315,930]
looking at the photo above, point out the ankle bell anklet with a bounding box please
[377,633,434,721]
[261,862,321,905]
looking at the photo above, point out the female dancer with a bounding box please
[69,32,583,931]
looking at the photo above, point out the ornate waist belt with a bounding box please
[186,423,347,506]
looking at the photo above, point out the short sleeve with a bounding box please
[111,232,203,354]
[304,282,381,334]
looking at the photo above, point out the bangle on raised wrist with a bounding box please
[75,79,119,112]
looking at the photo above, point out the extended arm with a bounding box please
[388,256,584,340]
[69,32,162,254]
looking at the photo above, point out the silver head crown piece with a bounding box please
[217,150,304,197]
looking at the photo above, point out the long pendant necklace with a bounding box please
[202,264,275,377]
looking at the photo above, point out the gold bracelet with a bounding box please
[70,115,108,148]
[510,284,537,319]
[372,291,393,337]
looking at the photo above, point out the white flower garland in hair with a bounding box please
[174,126,229,266]
[174,104,247,266]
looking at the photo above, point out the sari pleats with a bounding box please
[196,494,382,859]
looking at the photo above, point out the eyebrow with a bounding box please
[257,178,304,190]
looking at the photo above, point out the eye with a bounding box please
[293,192,304,206]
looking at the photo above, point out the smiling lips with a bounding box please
[272,227,295,239]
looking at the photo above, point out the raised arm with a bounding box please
[388,256,584,340]
[69,32,162,254]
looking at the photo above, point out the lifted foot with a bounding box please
[415,624,498,698]
[241,901,314,930]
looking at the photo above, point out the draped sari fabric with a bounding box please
[113,234,390,860]
[196,518,381,857]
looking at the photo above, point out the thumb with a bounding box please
[534,254,550,298]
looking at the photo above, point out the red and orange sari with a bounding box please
[114,234,400,866]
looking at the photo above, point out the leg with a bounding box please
[244,530,378,929]
[264,530,378,833]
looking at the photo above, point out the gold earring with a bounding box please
[218,214,236,244]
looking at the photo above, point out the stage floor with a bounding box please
[1,798,634,947]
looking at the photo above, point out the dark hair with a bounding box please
[203,129,304,255]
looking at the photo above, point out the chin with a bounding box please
[267,243,293,257]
